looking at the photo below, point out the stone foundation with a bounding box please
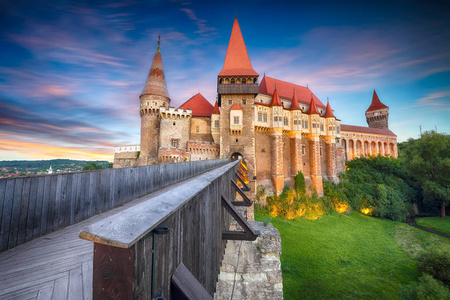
[214,221,283,300]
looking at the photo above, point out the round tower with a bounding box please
[365,90,389,129]
[138,38,170,166]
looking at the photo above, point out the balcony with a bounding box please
[217,83,259,95]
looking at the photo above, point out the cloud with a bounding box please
[180,8,218,37]
[414,91,450,110]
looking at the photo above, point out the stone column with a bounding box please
[324,136,335,181]
[270,128,284,194]
[308,134,323,196]
[288,131,303,178]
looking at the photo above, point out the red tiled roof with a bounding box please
[324,101,335,118]
[366,90,388,112]
[230,103,243,110]
[307,95,320,114]
[290,90,301,111]
[141,43,169,98]
[212,101,220,114]
[218,18,258,77]
[269,88,282,107]
[259,76,325,108]
[179,93,213,117]
[341,124,396,136]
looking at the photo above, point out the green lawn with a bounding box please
[255,211,450,299]
[415,217,450,235]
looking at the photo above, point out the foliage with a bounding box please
[255,211,450,299]
[335,155,416,221]
[417,246,450,287]
[401,274,450,300]
[415,217,450,235]
[402,131,450,217]
[82,162,105,170]
[293,171,306,195]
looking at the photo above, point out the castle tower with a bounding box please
[269,87,284,193]
[211,101,220,144]
[307,95,323,195]
[365,90,389,129]
[288,90,303,181]
[217,17,259,190]
[323,101,337,181]
[138,38,170,166]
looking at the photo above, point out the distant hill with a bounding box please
[0,159,112,177]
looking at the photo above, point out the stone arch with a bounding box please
[389,143,395,157]
[356,140,362,158]
[230,152,243,162]
[383,142,388,156]
[378,141,383,156]
[348,139,355,160]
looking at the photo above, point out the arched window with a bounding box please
[242,78,246,84]
[231,78,235,84]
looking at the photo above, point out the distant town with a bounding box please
[0,159,112,178]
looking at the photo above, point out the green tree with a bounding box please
[403,131,450,217]
[82,162,104,170]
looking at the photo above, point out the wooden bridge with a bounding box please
[0,159,256,299]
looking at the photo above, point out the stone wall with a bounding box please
[214,221,283,300]
[113,151,138,168]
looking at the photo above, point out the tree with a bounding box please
[82,162,104,171]
[403,131,450,217]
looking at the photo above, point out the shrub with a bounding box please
[417,247,450,287]
[401,274,450,299]
[294,171,306,196]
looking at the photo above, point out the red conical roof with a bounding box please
[307,94,320,115]
[324,101,335,118]
[270,87,282,107]
[212,101,220,114]
[179,93,213,117]
[366,90,388,112]
[141,41,169,98]
[290,90,301,110]
[218,18,258,77]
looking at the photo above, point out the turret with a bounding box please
[211,101,220,144]
[365,90,389,129]
[138,38,170,165]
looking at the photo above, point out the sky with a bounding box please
[1,0,449,162]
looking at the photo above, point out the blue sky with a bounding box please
[1,0,449,161]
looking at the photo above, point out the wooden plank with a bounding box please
[68,266,83,300]
[170,262,213,300]
[36,284,54,300]
[54,174,63,231]
[52,273,69,300]
[82,260,93,300]
[59,174,69,228]
[1,179,15,251]
[40,175,51,235]
[8,178,23,249]
[17,177,31,246]
[46,175,58,234]
[231,180,253,206]
[25,176,38,242]
[0,179,6,233]
[70,172,80,224]
[221,196,259,241]
[93,243,134,299]
[33,176,45,239]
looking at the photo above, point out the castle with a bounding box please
[113,17,397,195]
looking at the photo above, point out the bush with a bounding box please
[294,171,306,196]
[401,274,450,299]
[417,247,450,287]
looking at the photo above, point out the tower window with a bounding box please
[258,112,262,122]
[242,79,246,84]
[172,139,178,148]
[263,113,267,122]
[302,146,305,155]
[236,139,238,142]
[228,100,232,105]
[231,79,235,84]
[234,116,240,124]
[242,99,246,105]
[196,126,199,133]
[274,116,278,122]
[154,102,157,106]
[173,122,176,126]
[321,124,324,131]
[215,120,219,127]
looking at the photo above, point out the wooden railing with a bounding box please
[79,160,258,299]
[0,159,229,252]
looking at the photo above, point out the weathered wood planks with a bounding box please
[0,159,229,252]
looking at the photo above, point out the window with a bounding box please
[196,126,199,133]
[312,123,316,128]
[329,126,332,131]
[154,102,157,106]
[320,148,323,156]
[294,120,298,125]
[172,139,178,148]
[305,121,308,129]
[231,79,235,84]
[234,116,239,124]
[274,116,278,122]
[242,99,246,105]
[228,100,232,105]
[302,146,305,155]
[258,112,262,122]
[284,117,288,126]
[173,121,176,126]
[242,79,247,84]
[215,120,219,127]
[320,124,324,131]
[263,113,267,122]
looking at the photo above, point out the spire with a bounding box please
[141,39,169,98]
[307,93,320,114]
[324,100,335,118]
[212,100,220,114]
[218,17,258,77]
[290,89,301,110]
[366,90,388,112]
[269,86,282,107]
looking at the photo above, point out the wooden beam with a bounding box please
[231,180,252,207]
[170,262,213,300]
[221,196,259,241]
[235,173,250,191]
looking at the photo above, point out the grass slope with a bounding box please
[415,217,450,235]
[255,211,450,299]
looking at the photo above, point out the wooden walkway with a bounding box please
[0,218,93,300]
